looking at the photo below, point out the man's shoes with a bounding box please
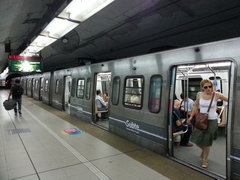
[181,143,193,147]
[19,111,22,115]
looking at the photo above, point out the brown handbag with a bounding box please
[195,92,215,130]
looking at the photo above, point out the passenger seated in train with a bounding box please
[95,90,108,119]
[179,93,194,118]
[96,90,108,111]
[103,92,109,103]
[172,100,193,147]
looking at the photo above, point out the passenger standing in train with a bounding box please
[173,98,193,147]
[8,79,24,116]
[95,90,108,111]
[180,93,194,118]
[188,79,228,168]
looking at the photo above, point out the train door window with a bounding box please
[149,75,162,113]
[76,79,85,98]
[45,80,49,92]
[71,78,76,97]
[169,61,232,179]
[112,76,121,105]
[40,78,44,100]
[55,80,59,94]
[123,76,144,109]
[32,78,35,91]
[35,80,38,90]
[85,78,91,100]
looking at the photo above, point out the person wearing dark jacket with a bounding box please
[8,79,24,115]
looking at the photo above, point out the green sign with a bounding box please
[9,59,41,72]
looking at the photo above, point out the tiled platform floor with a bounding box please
[0,91,213,180]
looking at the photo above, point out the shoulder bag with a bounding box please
[195,92,215,130]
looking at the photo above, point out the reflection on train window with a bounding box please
[112,76,120,105]
[32,78,35,91]
[76,79,85,98]
[55,80,59,94]
[149,75,162,113]
[85,78,91,100]
[45,80,49,92]
[123,76,144,109]
[71,78,76,97]
[35,80,38,90]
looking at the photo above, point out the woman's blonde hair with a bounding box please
[200,79,213,91]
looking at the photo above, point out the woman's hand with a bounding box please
[187,116,193,124]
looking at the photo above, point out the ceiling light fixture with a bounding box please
[20,0,115,56]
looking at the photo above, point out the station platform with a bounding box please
[0,90,213,180]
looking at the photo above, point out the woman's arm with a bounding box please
[216,92,228,102]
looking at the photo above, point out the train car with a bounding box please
[41,72,52,105]
[24,38,240,180]
[31,73,43,101]
[20,76,28,95]
[0,74,8,88]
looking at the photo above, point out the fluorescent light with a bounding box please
[31,35,57,47]
[41,18,79,38]
[58,0,114,22]
[24,46,44,53]
[20,52,39,57]
[20,0,115,56]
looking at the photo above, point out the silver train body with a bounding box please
[20,38,240,179]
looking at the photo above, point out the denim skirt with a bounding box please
[191,120,218,147]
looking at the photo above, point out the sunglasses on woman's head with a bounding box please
[203,86,212,89]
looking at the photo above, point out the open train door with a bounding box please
[168,61,234,180]
[92,72,111,129]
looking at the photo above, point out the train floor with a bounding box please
[0,90,213,180]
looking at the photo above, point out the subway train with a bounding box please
[17,37,240,180]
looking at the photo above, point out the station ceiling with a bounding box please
[1,0,240,73]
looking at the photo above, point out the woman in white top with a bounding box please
[188,79,228,168]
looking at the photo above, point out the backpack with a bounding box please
[12,85,24,97]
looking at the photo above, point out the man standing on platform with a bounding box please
[8,79,24,116]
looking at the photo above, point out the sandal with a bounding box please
[201,160,208,168]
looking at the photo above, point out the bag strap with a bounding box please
[207,92,215,113]
[173,110,181,120]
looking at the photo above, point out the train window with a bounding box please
[148,75,162,113]
[76,79,85,98]
[71,78,76,97]
[85,78,91,100]
[123,76,144,109]
[55,80,59,94]
[35,80,38,90]
[112,76,121,105]
[45,80,49,92]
